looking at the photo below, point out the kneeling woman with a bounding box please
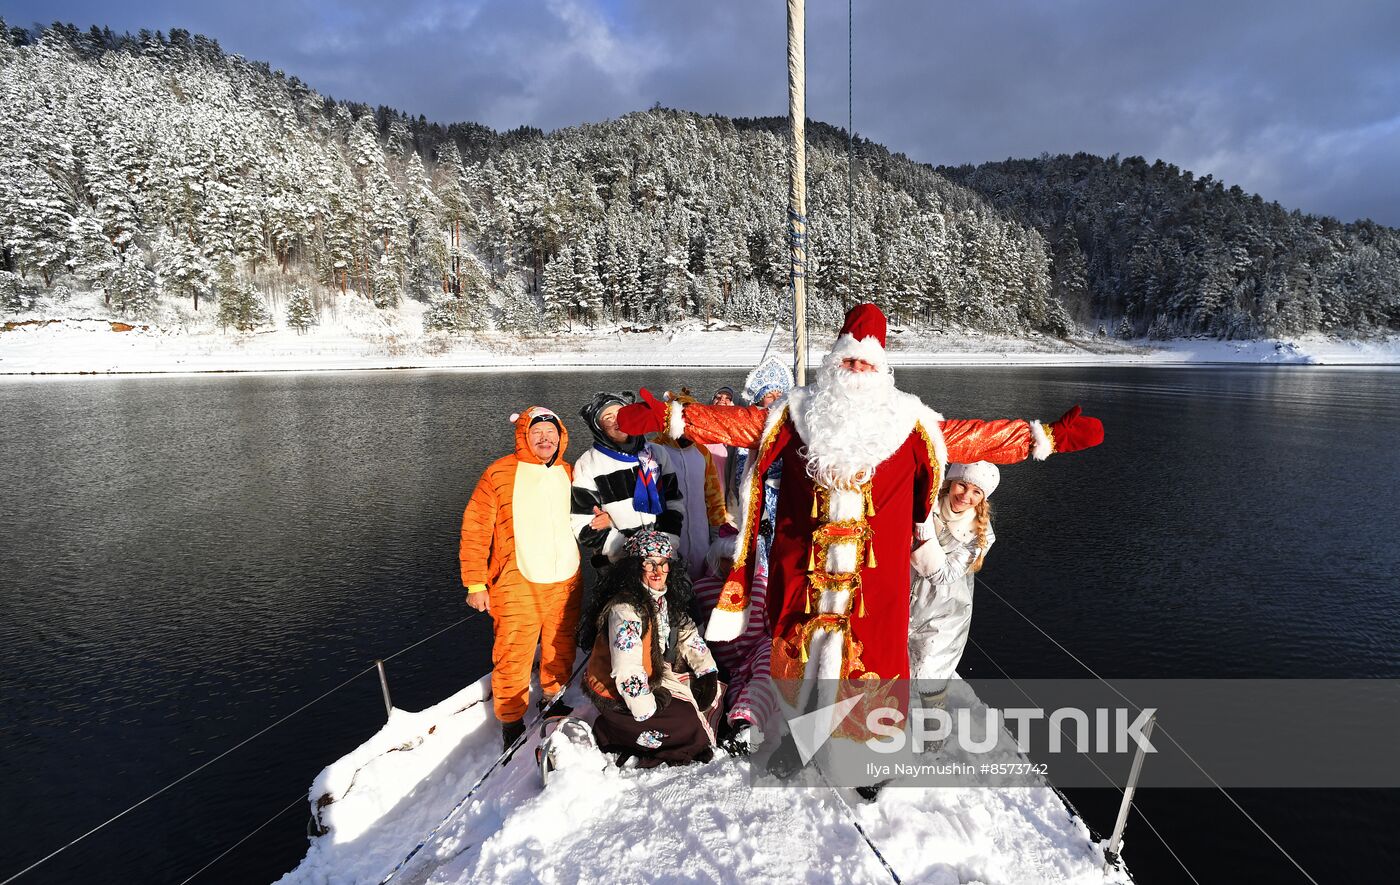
[581,529,721,767]
[909,462,998,707]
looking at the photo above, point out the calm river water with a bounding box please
[2,366,1397,883]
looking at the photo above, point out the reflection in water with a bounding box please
[1,366,1397,882]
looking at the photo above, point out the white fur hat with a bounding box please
[947,461,1000,498]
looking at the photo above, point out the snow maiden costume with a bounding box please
[908,461,998,704]
[581,530,722,768]
[616,303,1104,774]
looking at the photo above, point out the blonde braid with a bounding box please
[970,498,993,574]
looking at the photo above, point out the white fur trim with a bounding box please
[810,629,845,680]
[509,412,521,423]
[911,538,948,577]
[1029,420,1053,461]
[916,405,950,466]
[667,399,686,441]
[826,543,858,575]
[915,512,937,541]
[818,588,852,615]
[827,332,888,369]
[827,488,863,521]
[704,605,747,642]
[705,533,738,576]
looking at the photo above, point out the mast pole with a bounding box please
[787,0,808,386]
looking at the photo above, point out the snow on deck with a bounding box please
[278,675,1131,885]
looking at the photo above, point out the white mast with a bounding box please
[787,0,808,386]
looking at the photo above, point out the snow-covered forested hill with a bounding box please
[1,21,1396,354]
[941,154,1400,339]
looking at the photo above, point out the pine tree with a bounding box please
[154,229,214,310]
[217,278,273,332]
[107,250,158,317]
[3,159,71,286]
[285,285,317,332]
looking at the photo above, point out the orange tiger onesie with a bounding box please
[460,407,583,725]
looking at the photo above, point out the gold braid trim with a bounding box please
[832,675,903,741]
[1039,420,1057,453]
[715,580,748,613]
[914,422,943,516]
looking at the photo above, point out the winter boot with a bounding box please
[501,718,526,751]
[765,733,805,779]
[720,719,760,757]
[918,689,949,753]
[855,780,891,802]
[538,693,573,718]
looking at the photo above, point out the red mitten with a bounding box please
[616,387,667,436]
[1048,405,1104,453]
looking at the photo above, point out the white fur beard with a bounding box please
[799,357,907,488]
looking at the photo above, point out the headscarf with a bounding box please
[624,528,675,561]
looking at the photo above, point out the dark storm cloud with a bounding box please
[4,0,1398,224]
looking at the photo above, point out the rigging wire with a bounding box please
[810,763,904,884]
[975,576,1320,884]
[967,634,1202,884]
[177,794,308,885]
[377,653,592,884]
[1,612,482,885]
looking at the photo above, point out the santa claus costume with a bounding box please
[618,304,1103,760]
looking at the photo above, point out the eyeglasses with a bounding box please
[641,559,671,572]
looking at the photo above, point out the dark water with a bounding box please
[1,367,1397,884]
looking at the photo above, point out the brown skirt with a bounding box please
[593,695,716,768]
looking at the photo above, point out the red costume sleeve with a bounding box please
[939,418,1035,465]
[679,403,769,448]
[911,427,939,525]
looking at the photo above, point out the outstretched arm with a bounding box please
[941,406,1103,464]
[617,388,769,448]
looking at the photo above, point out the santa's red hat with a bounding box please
[828,302,889,369]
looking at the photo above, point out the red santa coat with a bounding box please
[671,388,1051,710]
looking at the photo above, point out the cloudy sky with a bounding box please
[5,0,1399,225]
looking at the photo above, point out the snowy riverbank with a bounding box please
[277,674,1130,885]
[3,293,1397,376]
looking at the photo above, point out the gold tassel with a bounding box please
[811,493,819,518]
[867,544,877,568]
[805,588,812,614]
[858,587,866,618]
[800,640,809,663]
[808,544,817,572]
[864,487,875,516]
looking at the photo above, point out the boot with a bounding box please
[720,719,760,757]
[855,780,891,802]
[539,693,573,718]
[918,690,949,754]
[501,718,526,751]
[765,733,804,779]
